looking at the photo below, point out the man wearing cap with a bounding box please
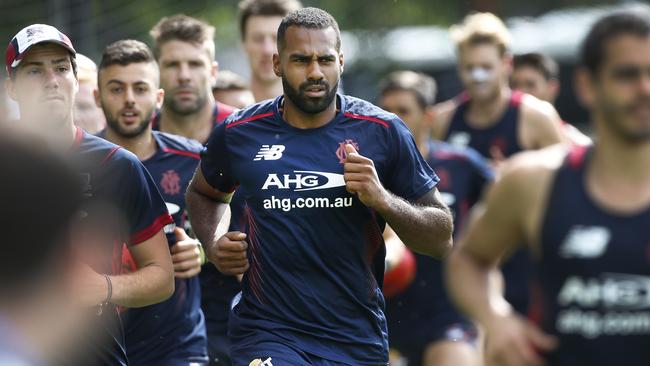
[5,24,175,365]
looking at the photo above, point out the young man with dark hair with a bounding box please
[213,70,255,108]
[150,15,240,366]
[150,14,235,144]
[238,0,303,101]
[187,7,453,365]
[379,70,492,366]
[96,39,208,366]
[5,24,175,366]
[448,11,650,366]
[512,52,592,146]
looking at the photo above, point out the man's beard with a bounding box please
[601,96,650,144]
[282,76,338,114]
[104,109,153,138]
[164,88,208,116]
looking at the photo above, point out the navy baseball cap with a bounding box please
[5,24,76,73]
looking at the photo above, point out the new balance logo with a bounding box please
[559,226,610,259]
[254,145,285,161]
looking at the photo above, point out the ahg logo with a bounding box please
[261,171,345,191]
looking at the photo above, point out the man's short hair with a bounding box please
[99,39,156,73]
[581,11,650,75]
[450,12,511,55]
[277,7,341,52]
[0,133,81,299]
[238,0,303,40]
[379,70,437,109]
[213,70,250,92]
[150,14,216,60]
[513,52,559,81]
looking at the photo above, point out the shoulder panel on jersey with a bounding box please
[224,98,276,130]
[510,90,524,107]
[155,131,203,158]
[342,95,395,129]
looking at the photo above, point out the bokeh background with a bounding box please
[2,0,649,128]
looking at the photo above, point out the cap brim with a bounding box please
[11,40,76,68]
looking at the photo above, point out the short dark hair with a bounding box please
[277,7,341,52]
[99,39,156,71]
[379,70,437,109]
[0,133,81,299]
[150,14,216,60]
[238,0,303,40]
[581,11,650,75]
[513,52,559,81]
[213,70,250,92]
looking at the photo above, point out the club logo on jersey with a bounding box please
[336,139,359,164]
[254,145,285,161]
[262,171,345,191]
[559,225,610,259]
[160,170,181,195]
[448,132,470,148]
[248,358,273,366]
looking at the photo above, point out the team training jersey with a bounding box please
[112,131,208,364]
[444,90,524,158]
[200,94,438,364]
[71,128,172,366]
[537,146,650,366]
[386,140,493,358]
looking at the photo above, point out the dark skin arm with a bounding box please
[343,144,453,258]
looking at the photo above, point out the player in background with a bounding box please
[73,53,106,134]
[433,12,567,316]
[238,0,302,102]
[96,39,208,366]
[5,24,174,365]
[187,8,453,365]
[511,52,592,146]
[447,11,650,366]
[213,70,255,108]
[379,70,492,366]
[150,14,235,144]
[149,14,240,366]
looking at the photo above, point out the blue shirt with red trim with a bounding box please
[200,94,438,364]
[385,140,493,355]
[116,131,208,365]
[71,129,172,366]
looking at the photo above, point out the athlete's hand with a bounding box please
[207,231,249,276]
[171,227,202,279]
[70,262,110,307]
[484,313,557,366]
[343,144,390,210]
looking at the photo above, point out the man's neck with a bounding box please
[588,123,650,212]
[159,99,214,144]
[413,125,431,158]
[251,77,283,102]
[466,85,510,126]
[282,96,337,129]
[105,128,157,161]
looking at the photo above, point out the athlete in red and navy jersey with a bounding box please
[5,24,175,366]
[149,15,241,365]
[96,40,209,365]
[448,12,650,366]
[188,9,453,365]
[379,71,493,366]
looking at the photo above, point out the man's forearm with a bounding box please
[186,187,229,248]
[446,248,512,327]
[376,192,453,258]
[109,264,174,308]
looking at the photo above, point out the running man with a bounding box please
[187,8,453,365]
[5,24,174,365]
[96,39,208,366]
[447,11,650,366]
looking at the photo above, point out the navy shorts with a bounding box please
[231,340,352,366]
